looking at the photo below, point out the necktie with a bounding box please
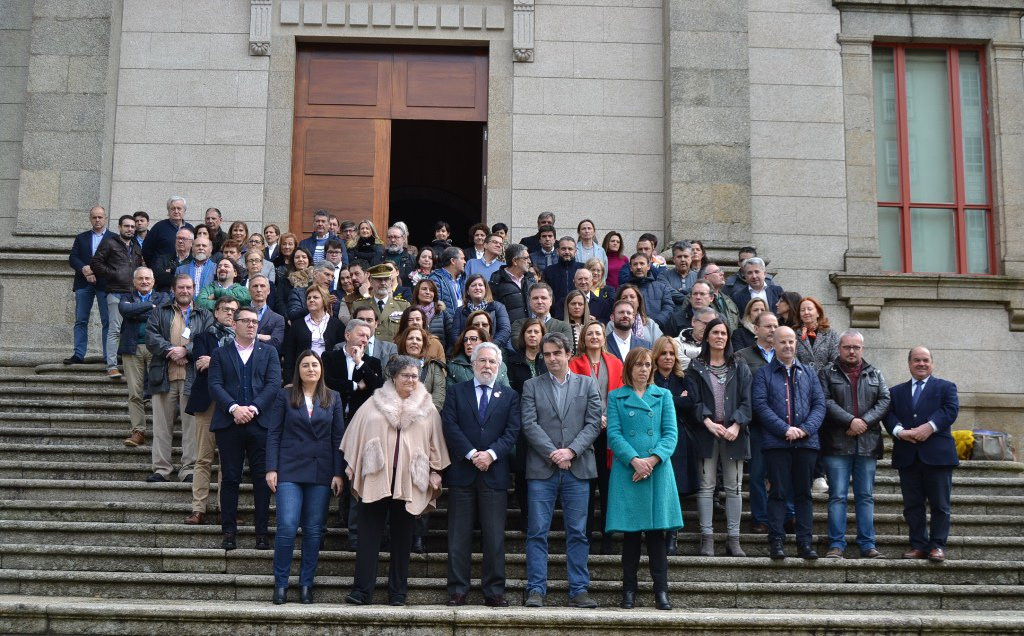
[478,385,490,421]
[377,299,384,314]
[912,380,923,407]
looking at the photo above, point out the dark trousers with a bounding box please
[447,480,508,598]
[621,530,668,593]
[764,447,817,544]
[215,423,269,535]
[587,430,611,538]
[898,459,953,550]
[351,497,414,603]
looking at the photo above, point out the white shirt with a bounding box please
[345,350,363,391]
[611,330,631,354]
[892,375,938,435]
[234,339,255,365]
[748,285,768,303]
[305,314,329,355]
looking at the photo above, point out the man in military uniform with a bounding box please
[352,263,410,343]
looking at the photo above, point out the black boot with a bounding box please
[299,585,314,604]
[654,590,672,610]
[620,590,636,609]
[665,531,678,556]
[769,537,786,560]
[272,587,287,605]
[797,543,819,560]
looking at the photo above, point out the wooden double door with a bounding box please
[290,44,488,235]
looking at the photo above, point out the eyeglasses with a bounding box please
[465,336,481,343]
[396,373,419,381]
[235,318,258,325]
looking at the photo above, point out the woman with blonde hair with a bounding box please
[733,297,768,352]
[351,219,384,265]
[562,289,591,357]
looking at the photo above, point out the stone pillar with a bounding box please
[990,40,1024,277]
[663,0,751,252]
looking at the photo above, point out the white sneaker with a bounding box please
[812,477,829,494]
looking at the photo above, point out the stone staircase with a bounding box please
[1,361,1023,634]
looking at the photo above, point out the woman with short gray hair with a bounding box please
[340,355,451,606]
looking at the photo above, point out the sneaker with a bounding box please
[861,548,885,559]
[63,355,84,365]
[123,431,145,447]
[523,591,544,607]
[569,592,598,608]
[145,472,168,483]
[106,367,122,379]
[812,477,829,494]
[824,547,844,559]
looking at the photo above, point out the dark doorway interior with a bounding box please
[389,119,485,250]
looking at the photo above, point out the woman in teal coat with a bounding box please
[606,348,683,611]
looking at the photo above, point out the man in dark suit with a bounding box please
[544,237,584,317]
[323,317,384,549]
[248,274,284,354]
[66,206,117,365]
[441,342,521,608]
[91,214,143,378]
[730,257,784,315]
[606,300,651,361]
[520,332,603,609]
[884,346,959,562]
[519,211,555,255]
[208,306,282,551]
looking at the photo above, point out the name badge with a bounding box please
[181,327,191,339]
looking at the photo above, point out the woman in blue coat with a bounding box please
[266,350,345,605]
[606,348,683,611]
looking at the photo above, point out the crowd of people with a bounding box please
[67,200,961,608]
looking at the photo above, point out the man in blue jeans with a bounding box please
[520,332,603,608]
[65,206,116,365]
[818,330,891,559]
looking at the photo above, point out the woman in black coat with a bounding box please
[266,350,345,604]
[651,336,700,555]
[504,318,548,532]
[282,284,344,383]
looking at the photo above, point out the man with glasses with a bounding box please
[153,227,195,292]
[466,233,506,282]
[490,244,536,323]
[383,225,415,281]
[91,214,143,377]
[700,263,740,330]
[664,280,715,338]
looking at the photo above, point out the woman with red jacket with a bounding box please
[568,318,624,554]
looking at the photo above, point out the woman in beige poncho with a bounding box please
[340,354,451,606]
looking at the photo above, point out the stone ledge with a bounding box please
[830,272,1024,330]
[833,0,1024,15]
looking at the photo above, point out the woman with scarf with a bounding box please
[341,355,450,606]
[410,279,447,344]
[445,274,511,352]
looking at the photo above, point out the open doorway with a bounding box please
[389,119,486,250]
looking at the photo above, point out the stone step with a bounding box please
[2,569,1022,610]
[0,397,128,414]
[1,597,1022,636]
[3,519,1022,554]
[33,361,108,374]
[0,427,173,445]
[2,544,1021,586]
[2,495,1022,532]
[0,383,126,398]
[0,412,141,428]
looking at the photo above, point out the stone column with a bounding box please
[990,40,1024,277]
[663,1,751,252]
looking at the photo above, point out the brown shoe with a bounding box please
[123,431,145,447]
[928,547,946,562]
[824,547,844,559]
[184,512,205,525]
[750,523,769,534]
[447,593,467,606]
[107,368,123,379]
[902,548,928,560]
[484,595,509,607]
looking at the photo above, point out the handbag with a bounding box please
[971,430,1017,461]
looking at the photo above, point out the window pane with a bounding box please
[878,206,902,271]
[905,50,954,203]
[872,49,901,202]
[965,209,990,274]
[959,51,988,204]
[910,207,956,272]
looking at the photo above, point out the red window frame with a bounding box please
[875,43,996,275]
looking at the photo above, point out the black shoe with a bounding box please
[255,535,270,550]
[411,536,425,554]
[344,593,367,605]
[63,355,84,365]
[145,472,167,483]
[222,533,237,551]
[620,590,636,609]
[272,586,287,604]
[769,539,786,560]
[655,591,672,610]
[299,585,313,604]
[665,532,678,556]
[389,596,406,606]
[181,474,193,483]
[797,544,819,560]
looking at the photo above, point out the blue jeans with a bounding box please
[527,471,590,598]
[749,426,794,524]
[73,286,108,360]
[823,455,877,551]
[272,482,331,588]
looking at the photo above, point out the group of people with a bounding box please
[67,201,962,608]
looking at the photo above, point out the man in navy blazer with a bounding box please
[65,205,117,364]
[730,257,784,314]
[884,346,959,562]
[208,306,282,551]
[248,274,285,354]
[606,300,651,362]
[441,342,522,607]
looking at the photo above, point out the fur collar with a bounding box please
[371,380,435,430]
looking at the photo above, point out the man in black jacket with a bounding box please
[490,243,536,324]
[818,329,891,559]
[91,214,143,378]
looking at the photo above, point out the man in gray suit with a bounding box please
[350,305,397,362]
[520,332,603,609]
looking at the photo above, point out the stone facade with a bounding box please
[0,0,1023,435]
